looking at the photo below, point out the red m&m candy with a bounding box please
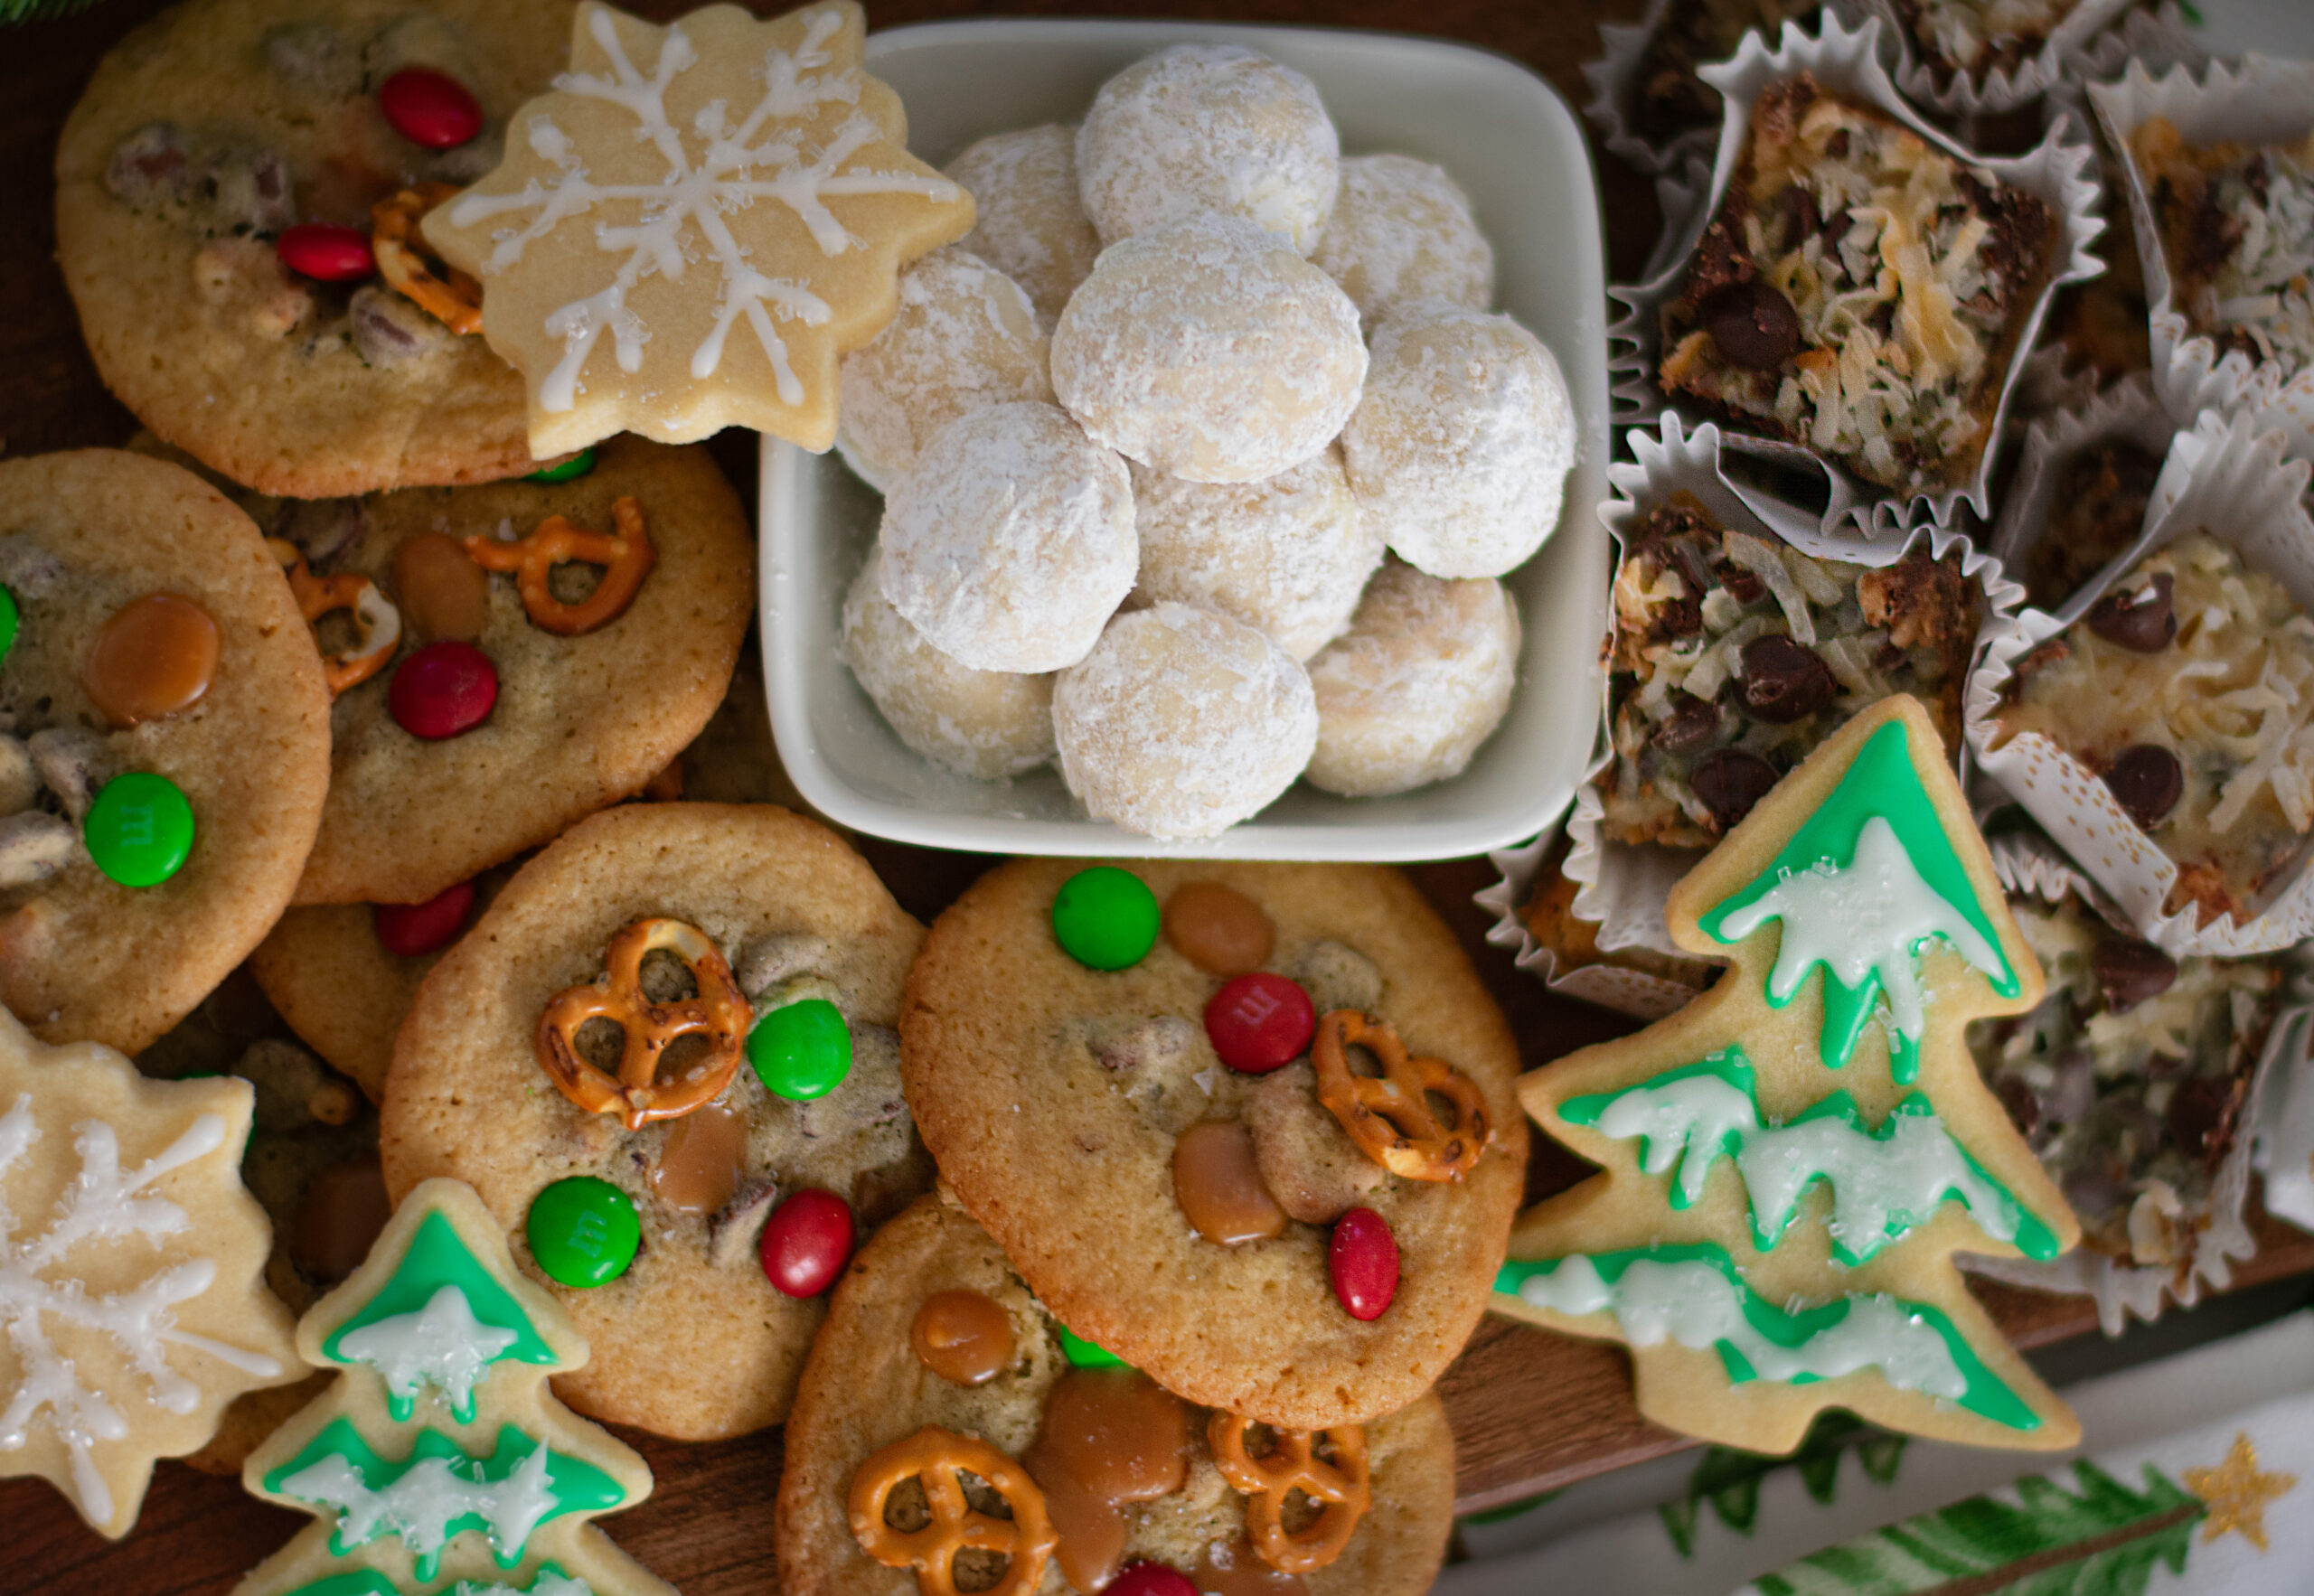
[277,222,374,282]
[390,640,497,739]
[373,878,476,958]
[760,1188,854,1298]
[1105,1563,1198,1596]
[1330,1206,1398,1321]
[1202,972,1314,1074]
[379,67,484,150]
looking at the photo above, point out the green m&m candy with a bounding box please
[748,998,851,1101]
[1057,1322,1128,1369]
[0,585,18,663]
[1051,867,1159,971]
[526,447,598,483]
[85,771,194,887]
[526,1176,639,1288]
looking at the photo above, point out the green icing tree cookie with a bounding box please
[233,1178,675,1596]
[1492,697,2084,1454]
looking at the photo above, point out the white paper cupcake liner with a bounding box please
[1967,406,2314,956]
[1959,826,2314,1334]
[1606,10,2107,537]
[2256,1024,2314,1239]
[2089,54,2314,461]
[1876,0,2137,118]
[1984,371,2181,593]
[1478,411,2023,1018]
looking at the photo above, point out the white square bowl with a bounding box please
[760,18,1611,859]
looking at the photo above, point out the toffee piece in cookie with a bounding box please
[159,433,752,907]
[57,0,574,497]
[901,859,1527,1430]
[1657,72,2055,497]
[0,450,329,1055]
[381,803,935,1440]
[776,1197,1455,1596]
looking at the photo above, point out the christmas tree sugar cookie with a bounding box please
[424,1,975,458]
[0,1006,301,1537]
[235,1177,673,1596]
[776,1195,1455,1596]
[381,803,933,1440]
[1492,696,2084,1453]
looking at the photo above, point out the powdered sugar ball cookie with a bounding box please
[842,543,1055,780]
[1077,44,1340,254]
[945,125,1102,326]
[1130,447,1380,661]
[1052,211,1365,483]
[878,400,1134,673]
[1342,303,1575,579]
[835,248,1052,493]
[1312,155,1495,323]
[1306,560,1521,796]
[1053,602,1318,840]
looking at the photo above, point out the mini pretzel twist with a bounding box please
[269,537,400,697]
[848,1426,1057,1596]
[1208,1412,1369,1573]
[372,183,483,334]
[536,917,750,1131]
[465,495,654,636]
[1311,1009,1491,1181]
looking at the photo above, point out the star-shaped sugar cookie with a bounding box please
[426,1,974,457]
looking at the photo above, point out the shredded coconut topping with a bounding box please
[1051,210,1367,484]
[1075,43,1340,254]
[878,400,1135,674]
[2136,118,2314,381]
[945,124,1104,327]
[1341,300,1576,578]
[1905,0,2082,78]
[1052,601,1318,840]
[1311,154,1495,323]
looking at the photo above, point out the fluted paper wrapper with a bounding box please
[2090,54,2314,461]
[1875,0,2135,117]
[1968,407,2314,955]
[1985,372,2181,591]
[1960,829,2314,1333]
[1608,11,2106,536]
[1481,412,2021,1018]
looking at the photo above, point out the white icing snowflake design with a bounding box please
[444,4,963,415]
[337,1283,516,1421]
[0,1093,282,1526]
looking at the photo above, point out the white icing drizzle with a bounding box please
[445,5,963,411]
[1519,1254,1970,1401]
[0,1096,282,1527]
[1595,1073,2027,1255]
[450,1574,596,1596]
[281,1437,560,1563]
[1717,815,2006,1048]
[337,1285,518,1418]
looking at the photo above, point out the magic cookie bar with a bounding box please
[1604,493,1978,848]
[1659,74,2055,495]
[2132,117,2314,385]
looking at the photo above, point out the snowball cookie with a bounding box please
[878,400,1135,673]
[945,125,1103,327]
[1077,43,1340,254]
[834,248,1052,493]
[1129,447,1381,661]
[1312,155,1496,323]
[1342,303,1576,579]
[841,543,1055,780]
[1306,560,1521,797]
[1052,211,1366,484]
[1053,602,1318,840]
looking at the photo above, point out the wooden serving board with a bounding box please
[5,3,2312,1592]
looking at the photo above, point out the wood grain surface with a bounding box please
[2,2,2309,1591]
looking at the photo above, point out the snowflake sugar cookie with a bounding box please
[0,1008,299,1537]
[234,1178,673,1596]
[426,1,975,457]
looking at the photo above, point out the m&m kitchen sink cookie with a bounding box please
[381,803,935,1440]
[776,1197,1455,1596]
[900,859,1527,1431]
[56,0,574,497]
[146,433,752,907]
[0,450,329,1055]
